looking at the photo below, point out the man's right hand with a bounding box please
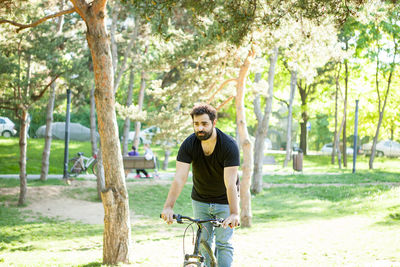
[161,207,174,224]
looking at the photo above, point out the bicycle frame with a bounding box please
[171,214,223,267]
[69,152,97,176]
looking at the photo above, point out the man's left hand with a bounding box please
[222,214,240,229]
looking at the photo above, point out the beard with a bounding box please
[195,128,213,141]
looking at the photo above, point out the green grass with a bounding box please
[253,185,400,223]
[1,178,400,265]
[1,137,400,265]
[0,137,179,174]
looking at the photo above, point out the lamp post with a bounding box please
[352,99,359,174]
[63,88,72,179]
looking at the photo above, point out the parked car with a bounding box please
[0,116,17,137]
[36,122,99,141]
[321,143,354,155]
[128,126,159,144]
[361,140,400,157]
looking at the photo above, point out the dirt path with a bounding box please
[2,179,399,225]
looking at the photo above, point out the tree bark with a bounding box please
[40,0,64,181]
[251,47,278,194]
[71,1,131,264]
[18,109,28,206]
[298,82,309,155]
[40,82,56,181]
[283,69,297,167]
[236,48,255,227]
[332,63,342,163]
[332,70,339,164]
[343,57,349,167]
[90,83,105,200]
[133,70,146,148]
[163,149,171,170]
[122,68,134,155]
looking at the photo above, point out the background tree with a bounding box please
[355,3,400,169]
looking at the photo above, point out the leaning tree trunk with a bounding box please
[335,114,345,169]
[133,67,147,148]
[18,109,28,206]
[74,1,131,264]
[40,82,56,181]
[343,59,349,167]
[283,69,297,167]
[332,72,339,164]
[369,42,396,169]
[236,48,255,227]
[251,47,278,194]
[122,68,134,155]
[40,0,64,181]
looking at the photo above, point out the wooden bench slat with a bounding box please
[123,156,156,169]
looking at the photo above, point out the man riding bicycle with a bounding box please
[161,103,240,267]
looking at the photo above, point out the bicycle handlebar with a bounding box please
[160,214,224,227]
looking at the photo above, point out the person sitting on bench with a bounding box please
[128,145,150,178]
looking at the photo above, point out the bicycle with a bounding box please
[163,213,223,267]
[68,152,97,177]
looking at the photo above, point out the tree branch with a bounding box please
[0,7,76,33]
[31,75,60,102]
[273,95,289,107]
[207,78,237,103]
[216,95,235,111]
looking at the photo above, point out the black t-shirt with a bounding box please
[177,128,240,204]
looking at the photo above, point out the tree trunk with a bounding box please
[90,83,105,200]
[298,82,308,155]
[110,0,120,77]
[369,40,396,169]
[335,114,345,169]
[18,109,28,206]
[163,149,171,170]
[40,82,56,181]
[343,59,349,167]
[236,48,255,227]
[133,70,146,148]
[300,121,307,154]
[122,68,134,155]
[40,0,64,181]
[78,2,131,264]
[251,47,278,194]
[283,69,297,167]
[332,72,339,164]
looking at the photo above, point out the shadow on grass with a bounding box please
[78,262,102,267]
[253,185,396,223]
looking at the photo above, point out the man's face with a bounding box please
[193,114,215,141]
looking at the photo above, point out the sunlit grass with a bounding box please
[1,177,400,266]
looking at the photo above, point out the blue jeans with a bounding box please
[192,199,234,267]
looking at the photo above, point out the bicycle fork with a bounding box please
[184,225,205,266]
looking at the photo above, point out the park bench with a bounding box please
[123,156,159,178]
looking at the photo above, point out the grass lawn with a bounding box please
[1,137,400,266]
[1,136,400,176]
[1,176,400,266]
[0,137,179,174]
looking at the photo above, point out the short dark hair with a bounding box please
[131,145,136,150]
[190,103,217,122]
